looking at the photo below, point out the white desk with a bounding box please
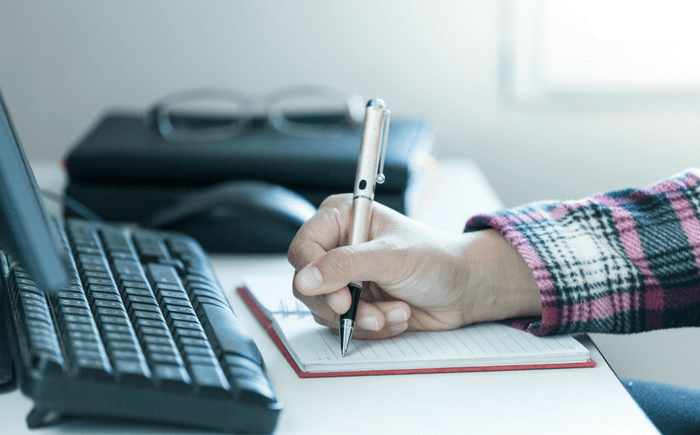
[0,160,658,434]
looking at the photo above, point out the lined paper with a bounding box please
[243,274,590,373]
[274,315,589,373]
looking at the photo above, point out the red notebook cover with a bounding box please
[237,287,596,378]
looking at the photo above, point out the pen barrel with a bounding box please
[340,283,362,321]
[348,102,385,248]
[349,196,373,247]
[352,103,386,204]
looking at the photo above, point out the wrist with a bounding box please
[461,229,542,325]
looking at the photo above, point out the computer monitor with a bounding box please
[0,92,69,293]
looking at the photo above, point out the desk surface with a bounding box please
[0,159,659,434]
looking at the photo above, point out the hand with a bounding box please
[287,194,542,340]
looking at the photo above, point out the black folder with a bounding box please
[65,112,434,223]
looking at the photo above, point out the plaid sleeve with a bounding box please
[465,169,700,336]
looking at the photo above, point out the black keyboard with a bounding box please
[0,218,281,433]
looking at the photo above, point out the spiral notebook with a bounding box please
[239,274,595,378]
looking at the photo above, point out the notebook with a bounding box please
[238,274,596,378]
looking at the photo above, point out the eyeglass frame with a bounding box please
[149,85,366,143]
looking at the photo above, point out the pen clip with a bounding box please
[376,108,390,184]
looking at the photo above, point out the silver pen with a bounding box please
[340,99,390,357]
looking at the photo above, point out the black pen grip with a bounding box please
[340,283,362,321]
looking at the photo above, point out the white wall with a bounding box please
[2,1,700,389]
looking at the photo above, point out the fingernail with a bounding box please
[386,308,407,323]
[297,266,323,292]
[326,293,341,312]
[388,322,408,333]
[357,316,380,331]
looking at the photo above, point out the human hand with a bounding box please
[287,194,542,340]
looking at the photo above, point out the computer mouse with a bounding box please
[146,180,317,253]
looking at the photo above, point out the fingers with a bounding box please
[287,194,352,272]
[308,298,412,340]
[293,240,399,298]
[292,282,348,324]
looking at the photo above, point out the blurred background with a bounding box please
[2,0,700,388]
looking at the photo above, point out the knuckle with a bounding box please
[320,193,352,210]
[319,245,355,280]
[287,241,302,267]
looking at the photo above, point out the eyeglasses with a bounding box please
[150,86,366,143]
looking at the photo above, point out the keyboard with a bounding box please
[0,218,282,433]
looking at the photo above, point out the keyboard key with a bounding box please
[139,326,170,337]
[190,364,230,398]
[183,345,216,358]
[61,306,93,317]
[193,296,229,311]
[149,353,183,366]
[142,335,175,346]
[174,328,207,340]
[111,260,143,276]
[153,283,184,294]
[74,357,112,381]
[31,352,65,375]
[178,336,209,347]
[113,360,151,387]
[80,263,109,273]
[99,315,130,326]
[93,300,124,309]
[91,292,122,302]
[104,332,137,342]
[107,341,140,352]
[101,323,132,334]
[130,303,161,313]
[71,340,101,351]
[157,258,185,275]
[146,264,184,287]
[110,350,142,361]
[153,364,191,392]
[146,344,179,355]
[185,354,218,366]
[83,270,112,280]
[225,356,276,404]
[109,251,137,261]
[87,284,119,294]
[117,273,146,283]
[132,310,163,321]
[122,281,150,290]
[74,246,101,255]
[197,303,261,364]
[162,297,192,307]
[68,331,100,341]
[126,295,158,305]
[134,318,168,330]
[167,313,198,324]
[172,320,204,331]
[164,305,196,317]
[66,323,96,333]
[57,290,87,300]
[157,290,188,300]
[62,314,94,325]
[97,307,127,317]
[86,277,115,287]
[123,287,153,298]
[59,299,90,309]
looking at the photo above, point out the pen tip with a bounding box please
[342,349,347,358]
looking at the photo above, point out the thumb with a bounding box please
[294,241,395,296]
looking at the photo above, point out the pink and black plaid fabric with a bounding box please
[465,169,700,336]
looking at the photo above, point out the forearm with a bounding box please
[466,169,700,336]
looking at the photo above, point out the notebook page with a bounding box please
[274,315,589,373]
[243,273,589,373]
